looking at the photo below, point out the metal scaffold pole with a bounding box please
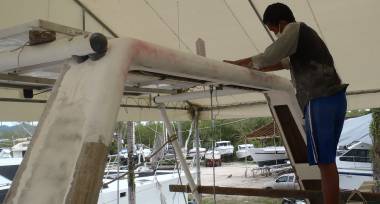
[127,121,136,204]
[194,110,201,191]
[158,104,201,204]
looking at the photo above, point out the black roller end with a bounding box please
[90,33,108,54]
[23,89,33,99]
[72,55,89,63]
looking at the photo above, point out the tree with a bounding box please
[370,108,380,192]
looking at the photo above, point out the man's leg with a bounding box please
[319,163,340,204]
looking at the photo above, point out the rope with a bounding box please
[222,0,260,53]
[10,41,30,70]
[153,161,168,204]
[33,88,52,96]
[214,87,221,119]
[172,143,188,204]
[176,0,181,49]
[172,118,251,134]
[306,0,326,41]
[148,134,178,160]
[103,134,178,186]
[209,85,217,204]
[247,0,275,43]
[143,0,193,53]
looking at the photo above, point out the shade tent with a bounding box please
[1,3,379,203]
[246,121,281,140]
[0,0,379,121]
[339,113,373,146]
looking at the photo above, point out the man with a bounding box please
[225,3,348,204]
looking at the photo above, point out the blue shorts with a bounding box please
[304,89,347,165]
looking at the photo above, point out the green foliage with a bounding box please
[110,117,273,154]
[135,121,164,148]
[370,108,380,191]
[0,118,275,158]
[0,123,36,148]
[195,117,272,149]
[108,140,118,155]
[346,109,371,118]
[371,109,380,141]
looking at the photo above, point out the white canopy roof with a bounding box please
[339,113,373,146]
[0,0,379,121]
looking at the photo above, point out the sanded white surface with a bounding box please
[5,39,130,203]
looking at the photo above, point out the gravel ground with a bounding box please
[200,161,274,188]
[194,161,283,204]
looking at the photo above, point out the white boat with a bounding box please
[187,147,207,158]
[336,141,373,190]
[119,144,152,159]
[250,146,288,167]
[0,157,23,202]
[0,174,12,202]
[0,149,11,158]
[0,157,189,204]
[99,172,188,204]
[214,141,234,157]
[204,150,221,160]
[236,144,254,159]
[11,141,30,158]
[136,144,152,158]
[0,146,188,204]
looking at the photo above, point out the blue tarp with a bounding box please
[338,114,373,146]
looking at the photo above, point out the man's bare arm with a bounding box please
[223,57,252,68]
[224,58,284,72]
[257,63,284,72]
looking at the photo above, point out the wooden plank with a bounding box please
[273,105,308,163]
[169,185,380,202]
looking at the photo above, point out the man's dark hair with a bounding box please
[263,3,295,26]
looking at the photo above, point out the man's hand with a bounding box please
[223,57,252,68]
[223,60,242,66]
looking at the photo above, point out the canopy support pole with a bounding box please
[158,104,201,204]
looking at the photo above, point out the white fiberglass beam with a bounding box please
[0,33,106,72]
[6,36,294,204]
[5,39,130,204]
[154,87,250,103]
[129,39,293,93]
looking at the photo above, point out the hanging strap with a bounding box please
[147,134,178,160]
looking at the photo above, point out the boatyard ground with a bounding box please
[199,161,283,204]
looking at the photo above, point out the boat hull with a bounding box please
[338,168,373,190]
[250,146,288,167]
[98,173,188,204]
[236,150,252,159]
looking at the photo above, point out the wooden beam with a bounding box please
[170,185,321,200]
[169,185,380,202]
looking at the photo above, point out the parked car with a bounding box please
[263,173,299,190]
[281,198,306,204]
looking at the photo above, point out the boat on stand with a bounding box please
[236,144,254,160]
[249,146,288,167]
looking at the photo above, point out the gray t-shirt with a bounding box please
[251,22,347,110]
